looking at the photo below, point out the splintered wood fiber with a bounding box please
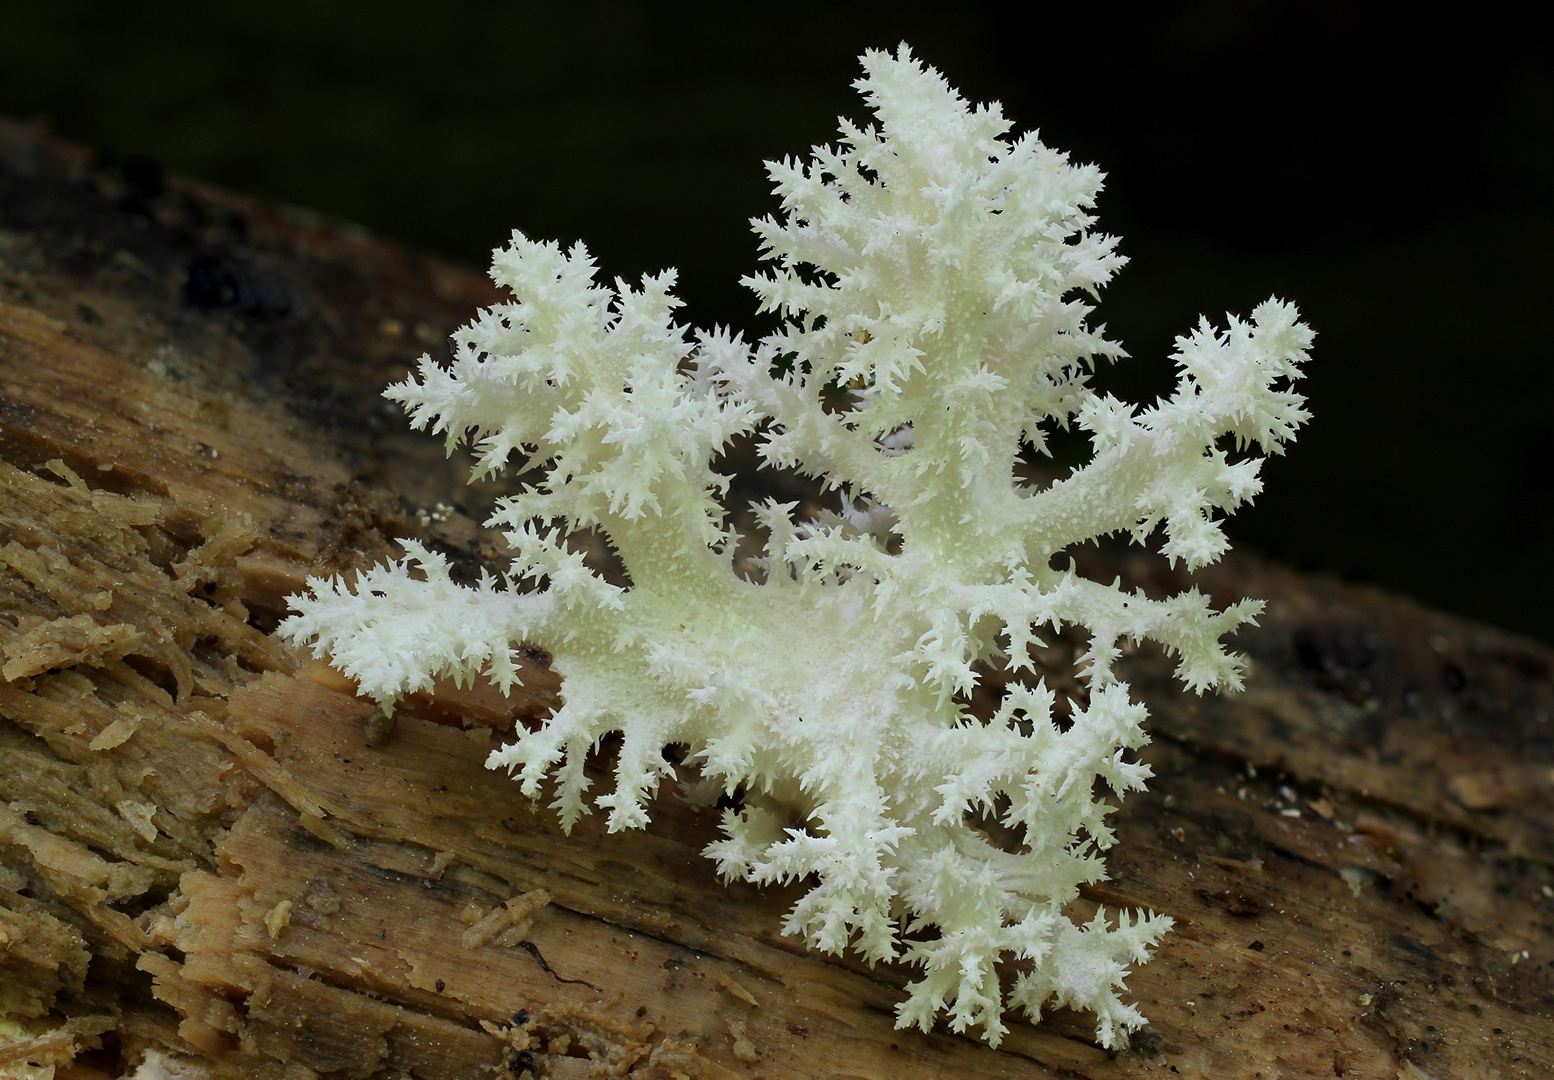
[1,123,1550,1079]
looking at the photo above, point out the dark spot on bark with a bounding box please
[1442,664,1466,692]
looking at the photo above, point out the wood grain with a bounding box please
[1,117,1550,1079]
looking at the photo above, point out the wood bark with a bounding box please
[0,117,1550,1080]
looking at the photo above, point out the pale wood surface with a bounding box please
[0,118,1551,1079]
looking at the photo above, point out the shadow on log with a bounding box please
[0,118,1551,1079]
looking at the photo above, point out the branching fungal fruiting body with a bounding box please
[282,46,1311,1047]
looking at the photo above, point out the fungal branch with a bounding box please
[282,44,1310,1049]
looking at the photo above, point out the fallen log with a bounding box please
[0,117,1550,1079]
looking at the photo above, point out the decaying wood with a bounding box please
[0,116,1550,1079]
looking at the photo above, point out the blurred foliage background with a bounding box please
[0,1,1549,644]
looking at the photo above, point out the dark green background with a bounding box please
[1,1,1549,643]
